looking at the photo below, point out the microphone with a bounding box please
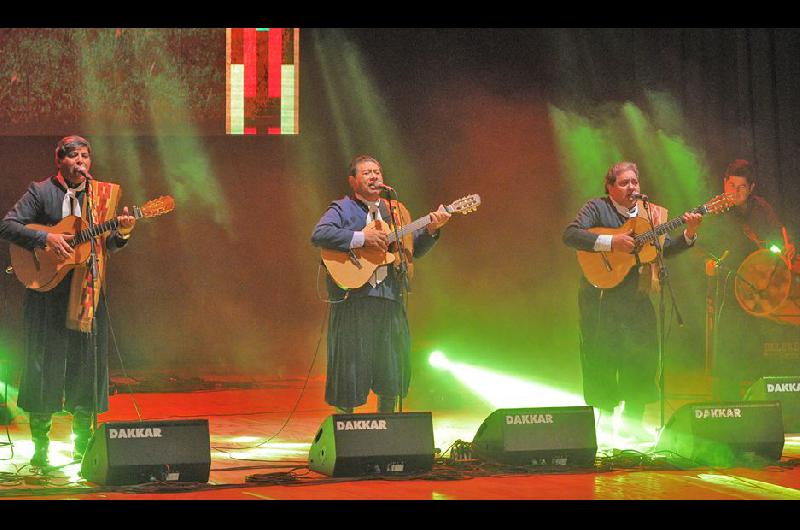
[76,165,92,179]
[376,182,394,191]
[631,193,648,201]
[711,250,730,271]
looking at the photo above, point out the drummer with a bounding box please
[702,159,795,400]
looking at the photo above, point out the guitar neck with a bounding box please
[71,208,142,246]
[634,206,705,245]
[386,214,433,244]
[382,197,478,243]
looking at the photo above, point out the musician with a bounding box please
[563,161,703,438]
[703,159,794,400]
[311,155,450,413]
[0,136,135,467]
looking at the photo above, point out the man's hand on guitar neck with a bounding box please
[363,228,388,251]
[46,232,75,261]
[683,212,703,240]
[426,205,451,235]
[611,229,636,253]
[116,206,136,238]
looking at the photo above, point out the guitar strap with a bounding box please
[66,180,121,332]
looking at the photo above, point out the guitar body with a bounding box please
[321,219,398,289]
[576,217,666,289]
[10,216,95,292]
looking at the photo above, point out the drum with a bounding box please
[735,249,800,326]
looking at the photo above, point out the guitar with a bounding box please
[9,195,175,292]
[576,194,734,288]
[321,194,481,289]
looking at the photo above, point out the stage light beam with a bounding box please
[428,350,450,370]
[427,351,584,409]
[427,351,657,450]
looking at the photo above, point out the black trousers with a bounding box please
[325,296,411,409]
[578,274,659,415]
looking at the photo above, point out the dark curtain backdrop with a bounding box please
[1,28,798,398]
[343,28,799,225]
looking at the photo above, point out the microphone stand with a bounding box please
[83,175,100,435]
[640,199,684,431]
[699,248,731,377]
[704,252,719,377]
[698,248,764,312]
[385,187,409,414]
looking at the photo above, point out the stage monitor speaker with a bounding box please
[745,376,800,433]
[471,406,597,466]
[308,412,434,477]
[655,401,784,467]
[80,419,211,485]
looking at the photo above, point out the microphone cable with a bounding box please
[104,287,144,422]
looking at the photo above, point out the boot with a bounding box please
[377,395,397,413]
[29,413,53,467]
[72,408,93,462]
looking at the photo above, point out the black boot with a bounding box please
[72,408,93,462]
[377,395,397,413]
[29,413,53,467]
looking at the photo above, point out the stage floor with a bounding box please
[0,376,799,501]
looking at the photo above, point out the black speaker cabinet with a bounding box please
[80,419,211,485]
[655,401,785,467]
[745,376,800,433]
[308,412,434,477]
[472,406,597,466]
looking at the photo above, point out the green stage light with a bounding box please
[428,350,449,370]
[427,351,584,409]
[427,351,657,449]
[770,244,782,254]
[550,94,711,214]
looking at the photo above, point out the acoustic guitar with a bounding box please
[8,195,175,292]
[576,194,734,288]
[321,194,481,289]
